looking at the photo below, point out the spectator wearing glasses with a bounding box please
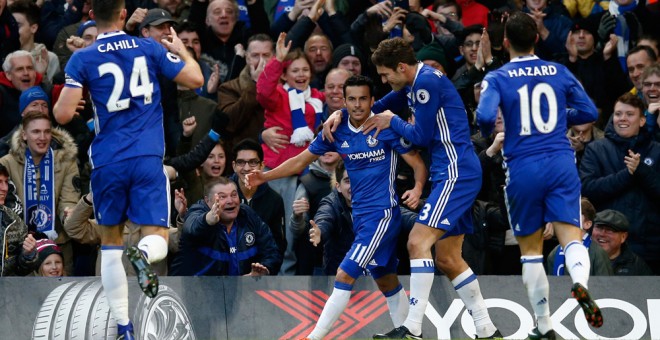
[640,63,660,140]
[230,138,286,258]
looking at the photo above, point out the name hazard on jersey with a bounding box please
[507,65,557,78]
[97,39,139,53]
[346,148,385,162]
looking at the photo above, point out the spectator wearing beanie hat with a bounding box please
[404,12,435,52]
[331,44,364,76]
[34,239,65,277]
[417,43,449,74]
[19,86,50,116]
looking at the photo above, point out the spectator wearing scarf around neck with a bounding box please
[0,111,80,275]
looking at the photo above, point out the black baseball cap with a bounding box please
[139,8,176,31]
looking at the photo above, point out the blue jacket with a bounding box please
[171,200,282,276]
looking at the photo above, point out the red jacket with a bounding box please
[256,59,325,169]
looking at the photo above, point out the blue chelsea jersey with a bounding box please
[309,116,413,212]
[476,55,598,164]
[373,63,481,182]
[64,31,185,168]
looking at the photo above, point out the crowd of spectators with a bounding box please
[0,0,659,278]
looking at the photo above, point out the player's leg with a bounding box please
[125,158,171,298]
[547,153,602,328]
[92,162,135,339]
[306,268,357,340]
[435,234,499,339]
[372,249,408,328]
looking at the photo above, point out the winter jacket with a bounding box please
[177,89,215,147]
[313,189,354,275]
[0,71,46,139]
[0,126,80,246]
[230,173,286,257]
[256,58,325,169]
[171,201,282,276]
[580,123,660,264]
[611,242,654,276]
[0,205,38,276]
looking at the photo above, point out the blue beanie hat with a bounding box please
[19,86,49,114]
[76,20,96,37]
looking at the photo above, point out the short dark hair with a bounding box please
[615,92,646,115]
[247,33,274,50]
[0,164,8,178]
[203,176,235,197]
[581,197,596,223]
[627,45,658,62]
[232,138,263,162]
[343,74,374,98]
[9,0,40,26]
[92,0,125,25]
[333,159,346,187]
[175,21,200,35]
[504,11,538,53]
[460,25,484,46]
[371,38,418,69]
[22,111,50,129]
[434,0,462,20]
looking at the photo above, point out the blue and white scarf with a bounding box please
[284,84,323,147]
[24,147,57,240]
[609,0,638,71]
[552,233,592,276]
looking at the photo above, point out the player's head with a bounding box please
[281,48,312,92]
[371,38,417,91]
[202,142,227,179]
[332,160,351,207]
[343,75,374,127]
[503,12,538,54]
[90,0,126,28]
[204,177,240,223]
[232,138,263,183]
[3,50,36,91]
[21,111,52,159]
[612,92,646,138]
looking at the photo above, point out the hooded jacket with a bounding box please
[0,126,80,245]
[0,71,45,138]
[580,121,660,263]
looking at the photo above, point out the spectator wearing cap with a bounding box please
[331,44,363,76]
[562,18,627,118]
[0,163,39,276]
[0,86,50,158]
[581,92,660,274]
[591,209,654,275]
[417,42,448,74]
[547,198,613,276]
[64,20,98,55]
[140,8,177,43]
[34,239,65,277]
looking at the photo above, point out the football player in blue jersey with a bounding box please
[476,12,602,340]
[324,38,500,339]
[53,0,203,339]
[246,75,428,340]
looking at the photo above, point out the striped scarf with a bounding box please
[283,84,323,147]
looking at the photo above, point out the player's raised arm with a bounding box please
[54,86,83,125]
[245,149,319,189]
[476,76,501,137]
[163,27,204,90]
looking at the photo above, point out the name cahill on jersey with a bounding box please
[507,65,557,78]
[97,39,139,53]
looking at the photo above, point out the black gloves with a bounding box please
[598,13,617,42]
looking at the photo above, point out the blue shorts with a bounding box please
[416,176,479,238]
[91,156,170,227]
[340,207,401,280]
[504,153,581,236]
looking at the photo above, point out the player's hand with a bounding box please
[174,189,188,216]
[275,32,292,62]
[309,220,321,247]
[486,132,505,157]
[182,116,197,137]
[624,149,641,175]
[543,222,554,240]
[292,197,310,216]
[245,262,270,276]
[206,193,221,225]
[262,126,288,153]
[244,170,266,190]
[362,110,395,139]
[322,110,343,142]
[162,27,187,58]
[23,233,37,254]
[76,98,86,113]
[126,8,147,31]
[401,187,422,210]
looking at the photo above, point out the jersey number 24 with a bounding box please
[98,56,154,112]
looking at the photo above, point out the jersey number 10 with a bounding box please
[517,83,557,136]
[98,56,154,112]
